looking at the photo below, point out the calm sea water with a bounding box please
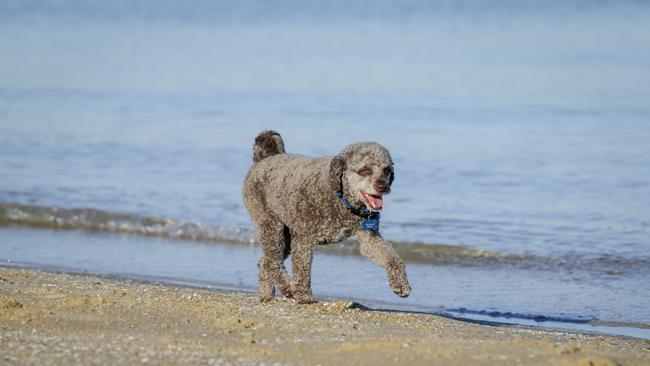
[1,1,649,333]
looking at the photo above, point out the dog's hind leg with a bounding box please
[255,216,292,302]
[290,238,315,304]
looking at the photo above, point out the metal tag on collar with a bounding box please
[362,212,380,233]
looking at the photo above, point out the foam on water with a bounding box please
[2,203,649,279]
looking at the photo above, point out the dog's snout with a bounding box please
[374,180,390,194]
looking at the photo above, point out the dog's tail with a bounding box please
[252,130,285,163]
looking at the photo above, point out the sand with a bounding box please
[0,267,648,365]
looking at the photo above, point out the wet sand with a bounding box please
[1,267,648,365]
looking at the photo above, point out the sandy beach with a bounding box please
[0,267,648,365]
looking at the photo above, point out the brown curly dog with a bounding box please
[243,130,411,303]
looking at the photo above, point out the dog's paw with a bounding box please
[257,286,275,303]
[258,294,274,303]
[392,282,411,298]
[296,297,317,305]
[387,258,411,298]
[292,293,316,304]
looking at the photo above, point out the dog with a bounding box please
[243,130,410,303]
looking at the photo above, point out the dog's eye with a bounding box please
[383,166,392,176]
[356,167,373,176]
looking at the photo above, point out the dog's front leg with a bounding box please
[356,230,411,298]
[290,241,315,304]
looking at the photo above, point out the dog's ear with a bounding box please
[329,154,346,193]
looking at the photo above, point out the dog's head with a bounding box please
[329,142,394,212]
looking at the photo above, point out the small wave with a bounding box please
[318,240,536,267]
[443,307,592,324]
[0,203,257,244]
[440,308,650,339]
[2,203,648,275]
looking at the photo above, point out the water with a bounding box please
[1,0,650,336]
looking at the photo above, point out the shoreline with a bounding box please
[5,260,650,340]
[3,224,649,338]
[1,267,649,365]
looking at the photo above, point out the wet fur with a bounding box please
[243,130,411,303]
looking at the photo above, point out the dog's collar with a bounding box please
[336,191,380,233]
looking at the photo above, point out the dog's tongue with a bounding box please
[367,194,383,210]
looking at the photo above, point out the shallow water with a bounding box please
[1,0,650,329]
[2,226,649,339]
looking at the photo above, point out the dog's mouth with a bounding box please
[360,191,383,211]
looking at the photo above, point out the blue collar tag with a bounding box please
[362,212,380,233]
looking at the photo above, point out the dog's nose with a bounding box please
[374,180,389,194]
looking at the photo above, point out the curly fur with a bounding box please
[243,130,411,303]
